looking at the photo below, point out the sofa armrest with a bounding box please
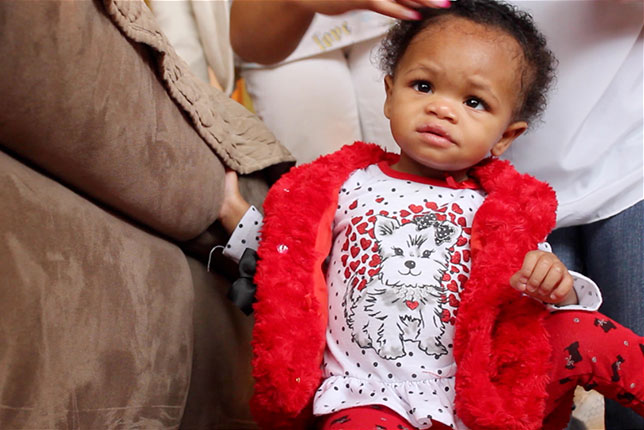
[0,0,292,241]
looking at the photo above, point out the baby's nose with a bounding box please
[405,260,416,269]
[426,98,457,122]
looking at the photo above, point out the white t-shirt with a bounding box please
[503,1,643,227]
[238,11,393,68]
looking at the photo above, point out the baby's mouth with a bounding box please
[417,125,455,145]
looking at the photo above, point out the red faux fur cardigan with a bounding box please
[251,142,558,430]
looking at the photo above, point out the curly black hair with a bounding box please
[378,0,557,123]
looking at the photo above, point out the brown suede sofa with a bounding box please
[0,1,293,429]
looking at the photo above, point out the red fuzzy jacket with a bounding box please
[251,142,558,430]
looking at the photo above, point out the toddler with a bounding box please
[219,1,644,428]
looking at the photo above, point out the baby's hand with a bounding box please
[219,170,250,234]
[509,250,577,305]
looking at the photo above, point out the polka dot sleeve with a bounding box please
[222,205,263,263]
[547,271,603,312]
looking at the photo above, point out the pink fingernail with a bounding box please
[406,9,422,20]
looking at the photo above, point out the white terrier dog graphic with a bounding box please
[346,213,462,360]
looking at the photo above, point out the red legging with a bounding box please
[318,311,643,430]
[318,404,452,430]
[542,310,643,429]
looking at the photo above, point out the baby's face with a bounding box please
[384,16,528,180]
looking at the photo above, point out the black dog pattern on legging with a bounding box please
[583,381,598,391]
[617,391,636,403]
[326,405,414,430]
[594,317,617,333]
[330,415,350,425]
[611,355,625,383]
[564,341,583,369]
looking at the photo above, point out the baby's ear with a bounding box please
[492,120,528,156]
[383,75,394,120]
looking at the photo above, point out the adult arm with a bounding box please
[230,0,449,64]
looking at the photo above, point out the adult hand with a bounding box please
[296,0,451,21]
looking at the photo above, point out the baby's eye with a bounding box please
[465,97,486,111]
[393,247,404,256]
[412,81,432,93]
[422,250,434,258]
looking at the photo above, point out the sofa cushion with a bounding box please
[181,258,258,429]
[0,149,194,429]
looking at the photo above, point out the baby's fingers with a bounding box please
[525,255,555,294]
[547,272,575,303]
[511,251,564,294]
[510,250,540,292]
[536,263,566,297]
[509,270,528,292]
[510,251,548,292]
